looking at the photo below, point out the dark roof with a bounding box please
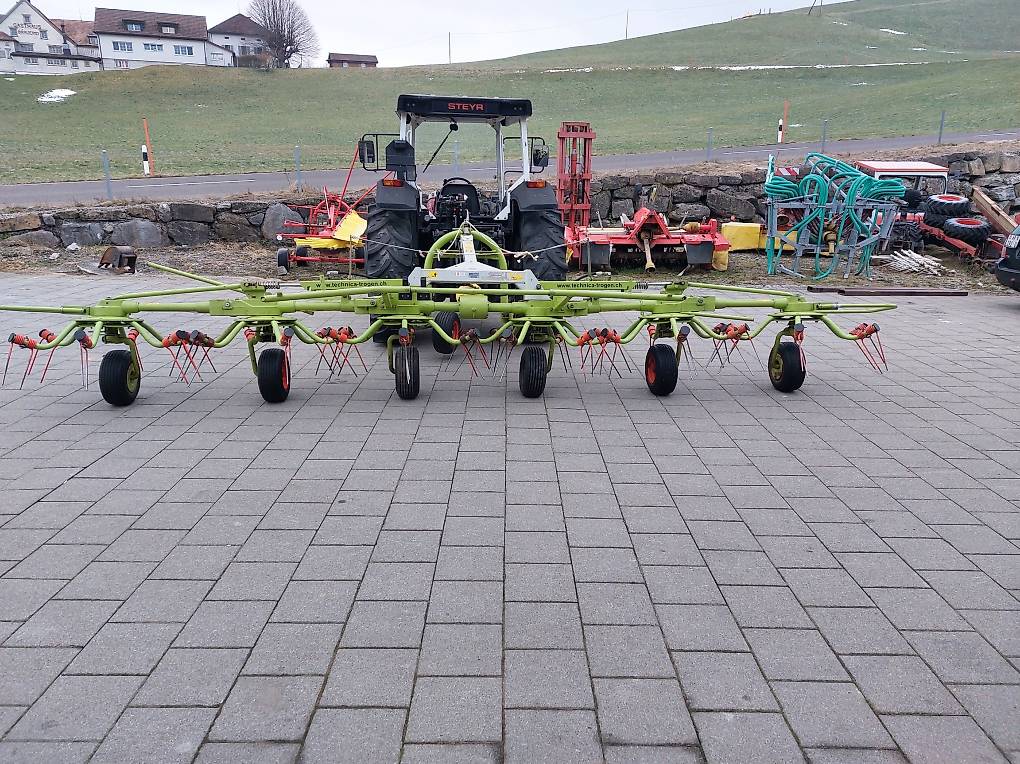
[208,13,267,37]
[0,30,12,41]
[327,52,377,64]
[93,7,208,40]
[52,19,96,46]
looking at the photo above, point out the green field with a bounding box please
[1,0,1017,185]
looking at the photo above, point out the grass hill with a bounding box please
[1,0,1017,185]
[474,0,1017,70]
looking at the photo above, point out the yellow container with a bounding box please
[721,222,763,252]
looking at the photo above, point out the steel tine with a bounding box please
[2,342,14,386]
[40,347,57,383]
[180,343,203,382]
[870,335,888,370]
[352,343,368,372]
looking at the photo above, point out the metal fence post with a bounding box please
[820,119,828,153]
[937,111,946,145]
[706,128,713,161]
[101,150,113,201]
[294,145,302,189]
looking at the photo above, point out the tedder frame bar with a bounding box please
[1,261,895,405]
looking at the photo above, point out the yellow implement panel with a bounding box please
[721,222,795,252]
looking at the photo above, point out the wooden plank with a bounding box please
[971,187,1018,236]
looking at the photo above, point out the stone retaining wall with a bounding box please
[2,149,1019,252]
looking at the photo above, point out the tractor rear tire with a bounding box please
[99,349,140,407]
[769,342,806,393]
[926,194,970,218]
[644,344,678,396]
[432,311,460,355]
[943,217,993,245]
[519,345,549,398]
[516,208,567,281]
[364,206,419,282]
[393,344,420,400]
[257,348,290,403]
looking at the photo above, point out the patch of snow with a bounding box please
[912,47,927,51]
[865,45,878,49]
[849,82,869,87]
[543,67,593,73]
[880,28,907,35]
[831,20,849,26]
[3,77,14,81]
[790,123,804,128]
[37,88,76,103]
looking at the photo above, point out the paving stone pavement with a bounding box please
[0,274,1018,763]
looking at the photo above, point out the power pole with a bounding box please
[448,32,451,64]
[807,0,817,15]
[625,9,629,40]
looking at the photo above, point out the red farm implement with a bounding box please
[557,121,729,272]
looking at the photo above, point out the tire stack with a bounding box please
[921,194,993,248]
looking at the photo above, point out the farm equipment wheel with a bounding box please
[99,349,140,406]
[516,208,567,281]
[364,206,418,282]
[294,245,310,267]
[394,344,420,400]
[943,217,993,245]
[519,345,549,398]
[922,212,949,230]
[902,188,925,210]
[276,247,290,275]
[257,348,290,403]
[891,220,924,247]
[644,344,679,396]
[926,194,970,217]
[432,311,460,355]
[370,315,396,345]
[769,342,806,393]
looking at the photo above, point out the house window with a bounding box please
[115,58,128,67]
[160,24,176,34]
[238,45,250,55]
[360,62,366,68]
[14,42,33,52]
[173,45,193,56]
[25,56,38,64]
[22,13,30,22]
[84,60,91,66]
[8,26,16,36]
[223,44,232,51]
[143,43,163,51]
[112,40,133,51]
[48,45,63,54]
[71,59,78,68]
[87,34,98,45]
[342,61,348,68]
[39,29,47,39]
[47,57,66,66]
[125,21,143,32]
[210,52,222,61]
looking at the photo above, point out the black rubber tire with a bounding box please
[432,311,460,355]
[369,314,395,345]
[926,194,970,217]
[257,348,290,403]
[769,342,806,393]
[922,212,949,230]
[393,344,420,400]
[294,245,309,267]
[518,345,548,398]
[644,344,679,396]
[515,208,567,281]
[364,205,419,282]
[943,217,993,245]
[98,349,140,406]
[276,247,290,273]
[891,220,924,247]
[902,188,925,210]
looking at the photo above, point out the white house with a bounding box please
[208,13,270,67]
[0,0,100,74]
[92,7,231,70]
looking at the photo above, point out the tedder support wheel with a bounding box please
[276,248,290,275]
[257,348,290,403]
[432,311,460,355]
[394,344,420,400]
[769,342,806,393]
[645,344,679,396]
[99,349,140,406]
[519,345,548,398]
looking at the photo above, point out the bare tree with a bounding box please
[247,0,319,68]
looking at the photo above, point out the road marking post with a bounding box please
[101,150,113,200]
[706,128,713,161]
[821,119,828,153]
[938,111,946,145]
[778,100,790,144]
[142,117,155,175]
[141,145,150,177]
[294,145,302,190]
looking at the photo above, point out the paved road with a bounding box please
[2,128,1018,208]
[0,274,1018,761]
